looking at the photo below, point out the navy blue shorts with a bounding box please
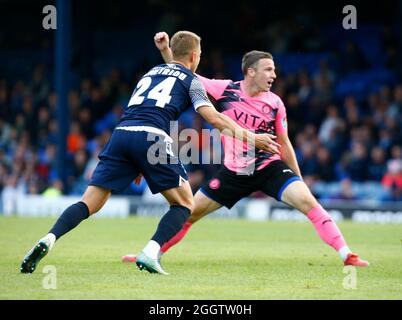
[90,128,188,194]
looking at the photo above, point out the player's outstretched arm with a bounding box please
[154,31,213,85]
[154,32,173,63]
[198,105,280,154]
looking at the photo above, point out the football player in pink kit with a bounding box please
[123,32,368,268]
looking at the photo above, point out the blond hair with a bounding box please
[170,31,201,59]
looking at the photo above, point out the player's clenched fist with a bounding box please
[154,32,170,51]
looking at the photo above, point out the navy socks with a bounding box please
[48,202,190,247]
[151,205,191,246]
[49,201,90,240]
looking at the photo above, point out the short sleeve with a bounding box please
[275,97,288,135]
[189,77,214,111]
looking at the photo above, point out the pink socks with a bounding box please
[159,206,350,261]
[307,205,347,251]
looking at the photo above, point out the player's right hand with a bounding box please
[254,133,281,154]
[154,32,170,51]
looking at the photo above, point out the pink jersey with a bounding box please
[198,75,288,175]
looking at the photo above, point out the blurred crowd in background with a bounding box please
[1,0,402,209]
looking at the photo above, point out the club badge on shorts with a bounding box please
[209,178,220,190]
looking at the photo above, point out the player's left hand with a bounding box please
[254,133,281,154]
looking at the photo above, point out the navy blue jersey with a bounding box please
[119,63,213,134]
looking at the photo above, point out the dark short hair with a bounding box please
[241,50,273,75]
[171,31,201,59]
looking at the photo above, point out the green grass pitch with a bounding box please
[0,215,401,299]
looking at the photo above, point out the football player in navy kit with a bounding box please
[20,31,280,275]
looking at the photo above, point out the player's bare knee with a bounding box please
[181,193,195,213]
[169,197,194,213]
[299,194,319,213]
[178,197,194,213]
[80,186,110,216]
